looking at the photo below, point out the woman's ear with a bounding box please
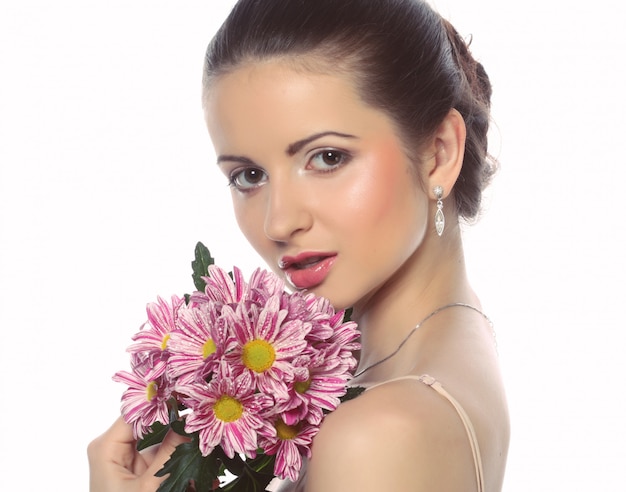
[421,108,466,200]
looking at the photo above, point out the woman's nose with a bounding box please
[263,180,313,242]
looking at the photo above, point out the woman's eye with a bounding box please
[229,167,267,191]
[308,150,350,171]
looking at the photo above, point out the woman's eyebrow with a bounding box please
[216,132,357,165]
[216,155,256,166]
[286,131,357,156]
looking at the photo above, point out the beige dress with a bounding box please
[266,374,484,492]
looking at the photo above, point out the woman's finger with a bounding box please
[90,416,144,470]
[88,417,192,491]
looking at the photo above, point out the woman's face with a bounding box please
[204,60,430,309]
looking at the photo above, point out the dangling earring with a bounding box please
[434,185,445,236]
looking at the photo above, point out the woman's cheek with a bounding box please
[233,195,266,250]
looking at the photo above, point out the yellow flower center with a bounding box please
[213,395,243,422]
[294,378,311,394]
[161,334,170,351]
[202,339,216,359]
[242,339,275,373]
[146,381,158,401]
[275,419,300,440]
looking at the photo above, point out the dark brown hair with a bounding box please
[203,0,496,219]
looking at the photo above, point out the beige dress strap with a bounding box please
[365,374,485,492]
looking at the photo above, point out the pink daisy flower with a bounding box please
[166,302,235,385]
[246,267,286,304]
[324,316,360,369]
[274,342,356,426]
[298,293,338,341]
[259,418,318,482]
[202,265,247,304]
[224,296,310,396]
[127,295,184,357]
[114,248,363,488]
[112,358,171,439]
[183,365,274,459]
[271,291,332,343]
[190,266,285,311]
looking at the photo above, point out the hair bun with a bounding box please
[442,20,492,108]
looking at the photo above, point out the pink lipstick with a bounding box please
[279,252,337,290]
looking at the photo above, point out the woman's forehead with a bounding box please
[204,60,403,157]
[206,60,364,125]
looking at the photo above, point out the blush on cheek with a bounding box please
[354,141,421,222]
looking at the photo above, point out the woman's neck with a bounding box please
[351,224,475,380]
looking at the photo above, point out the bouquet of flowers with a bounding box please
[113,242,362,491]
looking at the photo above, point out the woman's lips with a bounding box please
[279,253,337,290]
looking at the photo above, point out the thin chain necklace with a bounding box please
[353,302,492,378]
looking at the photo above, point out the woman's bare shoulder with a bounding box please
[305,379,477,491]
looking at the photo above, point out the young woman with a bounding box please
[88,1,509,490]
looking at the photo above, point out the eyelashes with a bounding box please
[227,148,353,193]
[228,167,267,191]
[307,149,352,171]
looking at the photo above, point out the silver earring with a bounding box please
[434,186,445,236]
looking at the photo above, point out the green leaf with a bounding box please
[222,474,269,492]
[341,385,366,402]
[137,421,170,451]
[245,453,275,475]
[221,466,275,492]
[213,446,246,476]
[220,452,276,491]
[191,242,214,292]
[342,307,353,323]
[155,440,222,492]
[170,419,189,436]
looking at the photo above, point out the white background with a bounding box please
[1,1,625,490]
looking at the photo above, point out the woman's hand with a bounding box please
[87,416,188,492]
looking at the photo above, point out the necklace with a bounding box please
[353,302,491,378]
